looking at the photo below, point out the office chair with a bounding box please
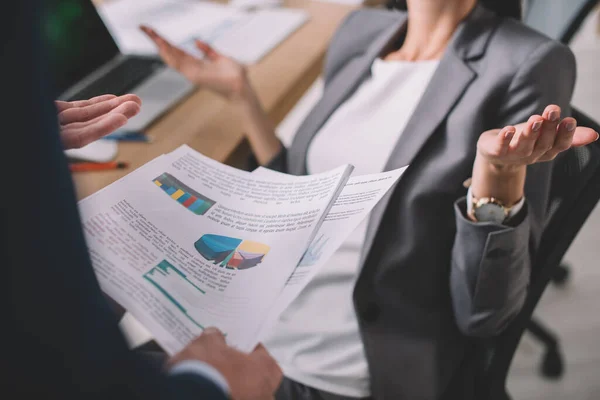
[523,0,600,379]
[523,0,599,43]
[479,107,600,400]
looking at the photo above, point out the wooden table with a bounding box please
[74,0,355,199]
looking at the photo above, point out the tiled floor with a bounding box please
[507,7,600,400]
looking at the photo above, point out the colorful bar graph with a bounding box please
[152,173,216,216]
[194,201,213,215]
[178,193,192,204]
[183,196,197,208]
[171,189,185,200]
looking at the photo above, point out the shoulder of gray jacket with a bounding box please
[323,8,406,84]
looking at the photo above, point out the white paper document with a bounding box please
[250,166,407,339]
[97,0,308,64]
[78,145,405,354]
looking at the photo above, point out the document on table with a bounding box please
[97,0,309,64]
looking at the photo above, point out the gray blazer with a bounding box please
[263,5,576,399]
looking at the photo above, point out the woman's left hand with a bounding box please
[471,105,598,207]
[477,105,598,169]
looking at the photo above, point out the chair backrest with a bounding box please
[481,107,600,399]
[523,0,599,44]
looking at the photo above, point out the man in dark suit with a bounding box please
[1,1,281,399]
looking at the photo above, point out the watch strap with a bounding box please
[466,186,525,222]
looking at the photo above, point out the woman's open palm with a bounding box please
[478,105,599,168]
[141,26,247,99]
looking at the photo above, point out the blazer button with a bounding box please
[359,302,380,324]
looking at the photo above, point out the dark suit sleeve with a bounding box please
[3,2,226,398]
[450,40,576,337]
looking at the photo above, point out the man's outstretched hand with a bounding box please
[56,94,142,149]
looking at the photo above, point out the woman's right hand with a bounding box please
[140,25,249,100]
[142,25,281,165]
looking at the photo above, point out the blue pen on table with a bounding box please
[103,130,152,142]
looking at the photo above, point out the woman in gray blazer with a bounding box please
[142,1,598,399]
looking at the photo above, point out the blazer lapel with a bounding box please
[287,14,407,175]
[359,5,496,267]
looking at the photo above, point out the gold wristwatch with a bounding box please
[463,178,515,224]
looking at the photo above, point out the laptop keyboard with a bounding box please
[69,57,163,101]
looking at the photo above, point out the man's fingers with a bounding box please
[510,115,542,157]
[252,343,283,389]
[69,101,140,129]
[120,94,141,106]
[58,94,141,125]
[199,327,227,344]
[56,94,121,113]
[71,94,140,108]
[61,101,141,130]
[202,327,224,336]
[62,94,121,109]
[252,343,272,360]
[113,100,141,119]
[58,94,140,124]
[72,94,119,106]
[55,100,73,113]
[55,95,118,112]
[61,114,128,149]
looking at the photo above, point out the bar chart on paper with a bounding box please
[153,173,216,215]
[144,260,206,329]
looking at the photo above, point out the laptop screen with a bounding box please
[43,0,120,96]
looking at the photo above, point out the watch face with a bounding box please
[474,203,506,223]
